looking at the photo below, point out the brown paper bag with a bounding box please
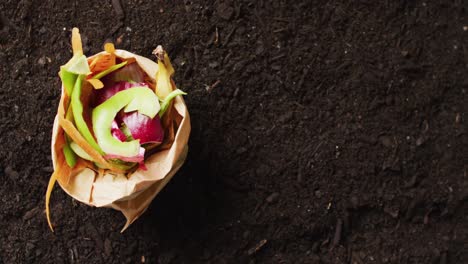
[50,49,190,231]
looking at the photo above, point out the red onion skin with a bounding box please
[111,120,127,142]
[91,81,164,168]
[94,81,149,106]
[94,81,164,144]
[121,112,164,144]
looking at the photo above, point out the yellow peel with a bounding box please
[104,43,116,71]
[45,170,58,232]
[155,59,173,99]
[164,53,175,76]
[87,78,104,89]
[104,43,116,53]
[71,28,83,56]
[92,61,127,80]
[89,54,115,73]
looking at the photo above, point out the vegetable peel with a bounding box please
[45,170,58,232]
[71,28,83,56]
[160,89,187,117]
[71,75,103,154]
[88,53,115,73]
[92,60,128,80]
[87,78,104,89]
[104,42,116,53]
[70,141,94,161]
[155,58,173,99]
[92,87,159,157]
[57,91,123,172]
[62,137,77,167]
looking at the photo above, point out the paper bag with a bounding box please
[50,49,190,231]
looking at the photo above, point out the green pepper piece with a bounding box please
[63,136,77,167]
[92,61,128,80]
[59,71,78,96]
[92,87,160,157]
[59,54,90,96]
[71,75,103,154]
[159,89,187,117]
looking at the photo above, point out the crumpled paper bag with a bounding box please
[51,49,190,231]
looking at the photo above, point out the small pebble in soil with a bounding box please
[5,166,19,181]
[266,192,279,203]
[379,135,393,147]
[247,239,267,256]
[38,56,47,66]
[416,136,426,146]
[216,2,234,20]
[22,207,39,221]
[314,190,322,198]
[208,61,219,68]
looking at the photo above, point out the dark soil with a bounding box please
[0,1,467,263]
